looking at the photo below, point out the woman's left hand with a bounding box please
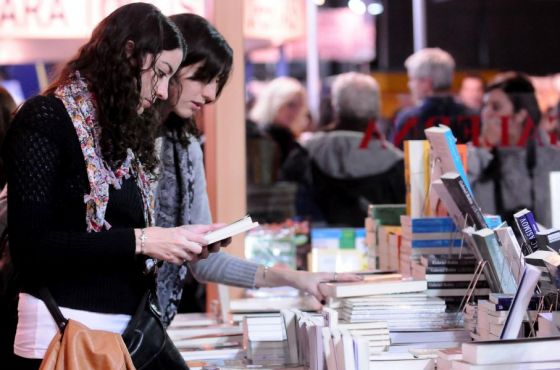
[289,271,363,303]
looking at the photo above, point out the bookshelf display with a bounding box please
[165,125,560,369]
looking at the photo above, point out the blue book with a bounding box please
[403,217,458,233]
[484,215,503,229]
[513,209,539,255]
[425,125,472,194]
[410,239,463,248]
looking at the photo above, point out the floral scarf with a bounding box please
[55,72,154,231]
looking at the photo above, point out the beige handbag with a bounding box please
[38,286,135,370]
[40,319,135,370]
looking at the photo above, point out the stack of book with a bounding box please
[471,294,539,341]
[399,216,464,277]
[243,314,289,365]
[166,313,245,368]
[536,311,560,337]
[365,204,405,270]
[411,254,489,311]
[450,336,560,369]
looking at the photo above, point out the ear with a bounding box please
[124,40,135,58]
[514,108,528,126]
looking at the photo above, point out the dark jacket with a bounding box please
[284,130,405,227]
[393,96,477,149]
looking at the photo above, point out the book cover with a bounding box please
[536,228,560,252]
[420,254,477,267]
[204,215,259,244]
[422,265,477,274]
[400,215,457,232]
[369,204,406,226]
[404,140,431,217]
[320,279,427,298]
[472,228,517,294]
[425,124,471,193]
[513,208,539,255]
[462,336,560,365]
[440,172,487,230]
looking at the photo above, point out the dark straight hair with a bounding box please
[165,13,233,143]
[170,13,233,99]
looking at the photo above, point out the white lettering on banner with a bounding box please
[0,0,205,39]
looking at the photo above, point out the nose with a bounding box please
[156,79,169,101]
[202,82,218,104]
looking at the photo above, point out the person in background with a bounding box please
[156,14,362,326]
[0,85,16,366]
[248,76,309,166]
[392,48,476,148]
[458,74,485,112]
[1,4,224,369]
[0,86,16,187]
[284,72,405,227]
[468,73,542,224]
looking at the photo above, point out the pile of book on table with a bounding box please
[436,336,560,370]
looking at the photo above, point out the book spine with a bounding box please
[441,175,488,230]
[444,130,473,194]
[514,212,539,255]
[421,255,477,267]
[408,218,457,231]
[427,280,489,289]
[424,265,477,274]
[411,239,463,247]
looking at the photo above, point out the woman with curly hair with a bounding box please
[155,13,362,326]
[2,4,221,369]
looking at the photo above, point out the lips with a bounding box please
[191,101,203,111]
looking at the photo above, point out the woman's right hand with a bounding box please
[134,225,217,265]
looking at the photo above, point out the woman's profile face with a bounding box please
[480,89,514,146]
[480,88,527,147]
[138,48,183,114]
[169,62,218,119]
[274,93,305,128]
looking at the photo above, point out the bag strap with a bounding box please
[38,286,68,334]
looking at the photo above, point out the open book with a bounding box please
[204,215,259,244]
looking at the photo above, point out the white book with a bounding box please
[551,171,560,229]
[451,360,560,370]
[322,327,337,370]
[368,358,435,370]
[461,336,560,365]
[204,215,259,244]
[321,279,427,298]
[500,264,541,339]
[167,325,243,341]
[180,348,243,361]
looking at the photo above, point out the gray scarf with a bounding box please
[155,130,197,326]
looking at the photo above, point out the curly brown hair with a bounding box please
[45,3,187,173]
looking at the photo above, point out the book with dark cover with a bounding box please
[440,172,487,230]
[421,254,477,267]
[513,209,539,255]
[427,280,489,289]
[423,265,477,274]
[536,228,560,252]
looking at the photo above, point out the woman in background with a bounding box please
[469,73,542,224]
[156,13,362,326]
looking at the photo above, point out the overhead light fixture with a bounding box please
[367,2,384,15]
[314,0,326,5]
[348,0,366,15]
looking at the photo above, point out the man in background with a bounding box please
[392,48,477,148]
